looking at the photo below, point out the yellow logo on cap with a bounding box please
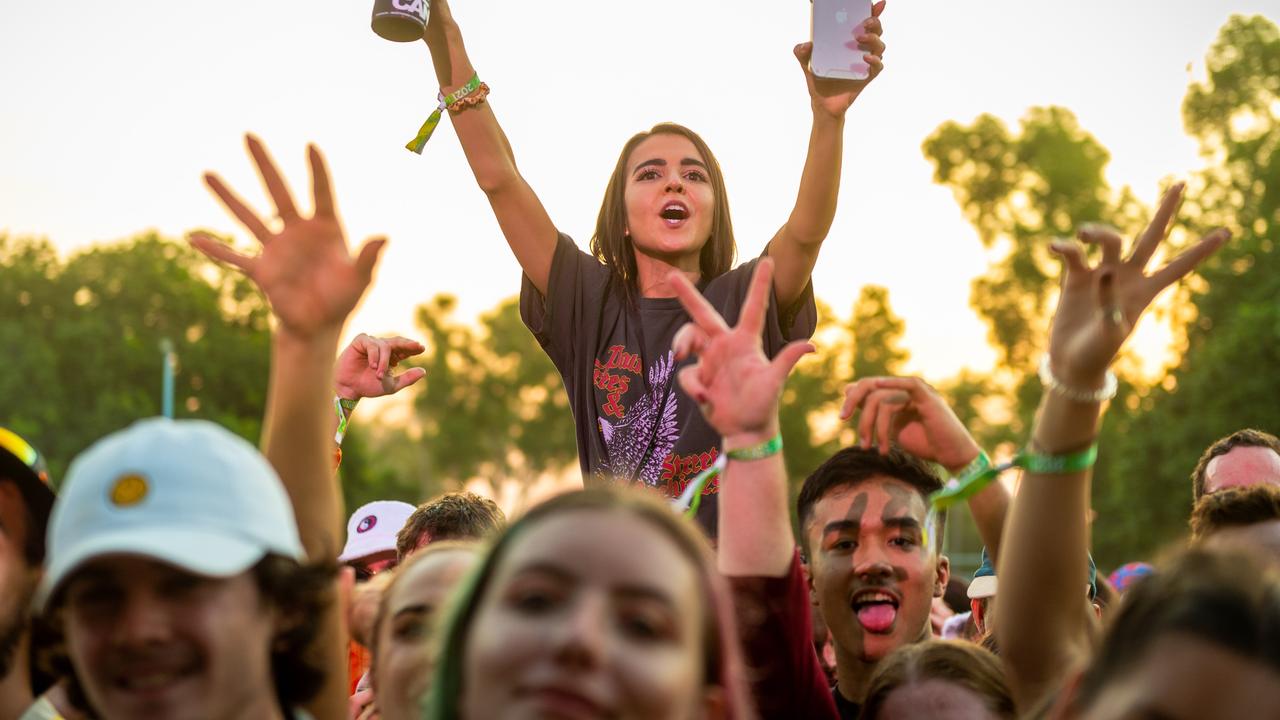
[109,474,149,507]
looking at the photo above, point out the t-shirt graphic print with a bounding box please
[521,234,816,535]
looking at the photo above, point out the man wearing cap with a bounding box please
[965,546,1099,645]
[339,500,414,700]
[0,428,56,718]
[34,418,329,720]
[340,501,416,580]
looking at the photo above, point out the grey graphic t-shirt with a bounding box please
[520,234,816,535]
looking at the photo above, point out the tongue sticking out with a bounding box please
[857,602,898,633]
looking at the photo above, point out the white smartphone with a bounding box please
[810,0,875,80]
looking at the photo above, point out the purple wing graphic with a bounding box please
[597,352,679,487]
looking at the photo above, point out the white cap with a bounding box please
[967,575,998,600]
[36,418,306,610]
[338,500,416,563]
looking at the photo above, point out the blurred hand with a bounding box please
[840,376,980,472]
[1046,183,1229,388]
[795,0,886,117]
[669,258,813,445]
[335,334,427,401]
[349,688,379,720]
[190,135,386,339]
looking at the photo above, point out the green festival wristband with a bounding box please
[725,433,783,462]
[929,444,1098,510]
[333,396,359,445]
[405,74,482,154]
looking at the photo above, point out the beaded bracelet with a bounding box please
[1039,355,1117,403]
[406,73,485,154]
[929,444,1098,510]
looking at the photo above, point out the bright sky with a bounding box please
[4,0,1278,391]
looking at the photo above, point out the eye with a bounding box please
[393,615,426,642]
[506,578,565,616]
[828,538,857,553]
[635,168,661,181]
[67,581,123,614]
[890,536,918,550]
[617,603,675,643]
[683,169,708,183]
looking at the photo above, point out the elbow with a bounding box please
[475,165,521,196]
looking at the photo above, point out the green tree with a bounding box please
[410,294,576,501]
[923,107,1144,445]
[0,233,271,480]
[1092,14,1280,566]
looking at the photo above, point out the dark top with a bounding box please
[729,551,842,720]
[521,234,815,534]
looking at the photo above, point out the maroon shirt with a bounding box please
[730,551,845,720]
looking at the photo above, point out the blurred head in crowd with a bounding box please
[340,500,416,581]
[0,428,55,694]
[1107,562,1155,596]
[1191,428,1280,501]
[370,541,478,720]
[967,547,998,639]
[1190,484,1280,564]
[967,546,1099,642]
[796,446,949,668]
[1060,548,1280,719]
[861,640,1015,720]
[36,419,332,720]
[396,491,506,561]
[426,488,751,719]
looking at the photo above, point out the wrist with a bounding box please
[722,418,780,454]
[941,441,983,477]
[810,105,848,126]
[274,325,343,354]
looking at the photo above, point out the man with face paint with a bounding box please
[667,262,1009,719]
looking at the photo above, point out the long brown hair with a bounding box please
[590,123,737,294]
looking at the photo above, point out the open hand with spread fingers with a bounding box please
[840,375,981,472]
[335,334,427,401]
[190,135,387,338]
[1046,182,1230,389]
[669,258,814,446]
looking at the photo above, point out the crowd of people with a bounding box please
[3,1,1279,718]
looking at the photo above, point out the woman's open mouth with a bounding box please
[660,201,690,228]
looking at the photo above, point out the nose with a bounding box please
[113,589,171,646]
[550,593,607,670]
[853,546,894,581]
[665,175,686,194]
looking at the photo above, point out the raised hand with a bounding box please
[795,0,886,117]
[840,376,980,470]
[190,135,386,338]
[1046,183,1230,388]
[335,334,427,401]
[669,258,813,444]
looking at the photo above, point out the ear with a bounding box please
[970,598,984,633]
[934,554,950,598]
[699,686,727,720]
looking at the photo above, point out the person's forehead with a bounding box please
[627,134,705,171]
[69,554,224,585]
[811,476,928,524]
[497,510,699,601]
[393,550,476,610]
[1207,446,1280,487]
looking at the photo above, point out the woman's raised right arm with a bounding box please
[424,0,557,295]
